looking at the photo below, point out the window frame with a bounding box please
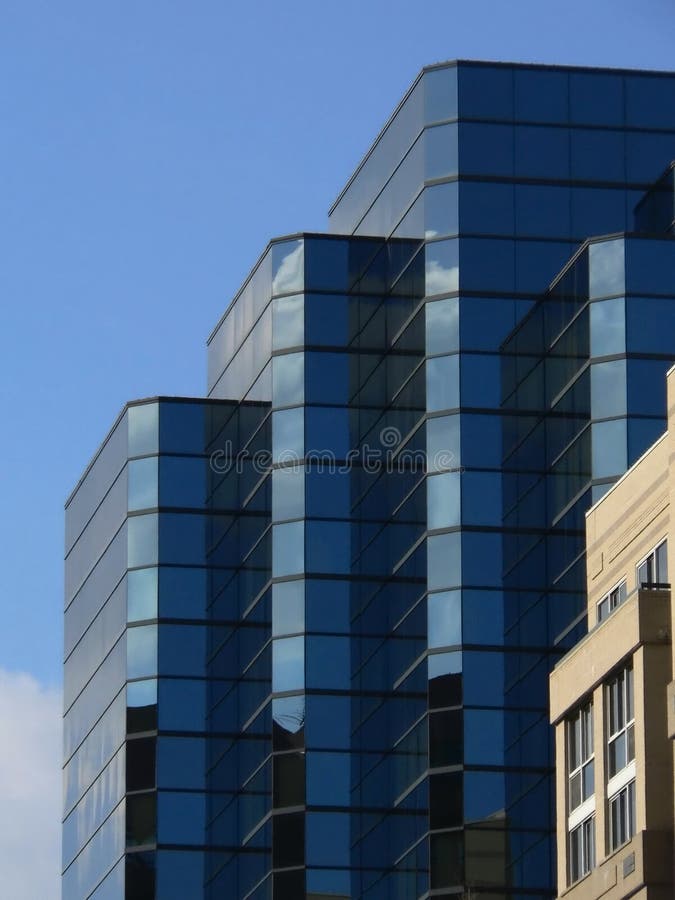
[636,539,668,589]
[569,814,596,885]
[597,579,627,623]
[567,700,595,820]
[606,664,635,781]
[608,779,636,852]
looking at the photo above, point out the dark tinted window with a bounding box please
[273,752,305,808]
[126,793,156,847]
[273,812,304,867]
[430,709,463,767]
[127,737,156,792]
[126,851,156,900]
[430,772,463,828]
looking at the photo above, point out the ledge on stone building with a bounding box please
[558,828,673,900]
[550,588,671,724]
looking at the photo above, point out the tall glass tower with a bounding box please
[64,61,675,899]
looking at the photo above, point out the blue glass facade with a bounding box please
[64,399,270,899]
[65,61,675,899]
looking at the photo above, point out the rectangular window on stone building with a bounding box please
[567,700,595,884]
[606,664,635,779]
[637,539,668,589]
[606,663,636,852]
[609,780,636,852]
[597,580,627,623]
[568,701,594,811]
[569,815,595,885]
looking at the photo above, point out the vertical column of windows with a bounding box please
[125,404,159,895]
[270,242,306,892]
[425,289,464,893]
[606,664,636,853]
[566,701,595,885]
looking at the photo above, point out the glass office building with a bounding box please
[64,398,271,899]
[64,61,675,899]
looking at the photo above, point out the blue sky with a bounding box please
[1,0,675,688]
[1,2,674,895]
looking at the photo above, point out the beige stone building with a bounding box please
[550,367,675,900]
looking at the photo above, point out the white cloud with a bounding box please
[0,669,61,900]
[425,259,459,295]
[271,241,304,295]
